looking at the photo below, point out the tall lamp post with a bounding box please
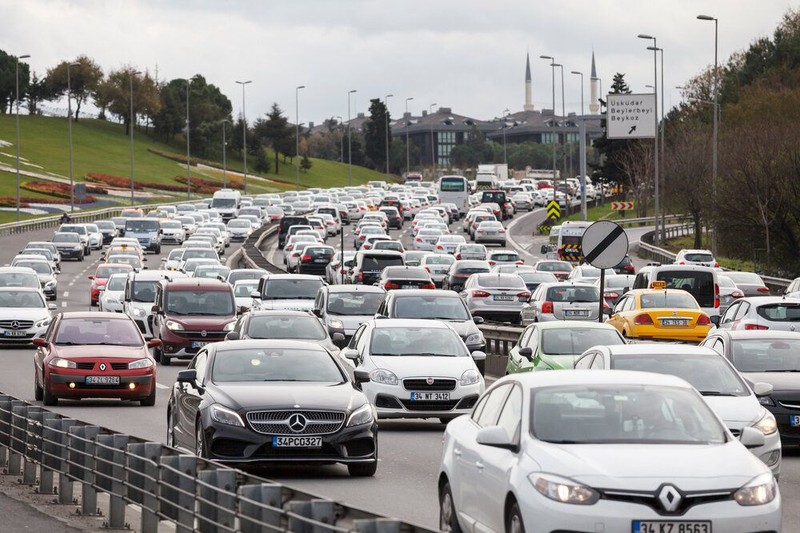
[15,54,30,222]
[384,94,393,178]
[347,89,357,186]
[235,80,252,194]
[638,34,660,246]
[66,61,79,212]
[572,69,587,219]
[648,46,666,241]
[698,14,719,256]
[129,69,141,206]
[428,103,437,179]
[335,115,344,163]
[571,70,584,116]
[501,108,510,166]
[540,56,557,204]
[555,63,567,208]
[184,78,191,199]
[295,85,306,191]
[221,119,229,188]
[405,97,413,175]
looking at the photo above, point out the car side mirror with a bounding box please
[753,382,774,397]
[47,303,57,311]
[88,275,94,280]
[147,338,162,348]
[603,307,613,316]
[250,290,260,299]
[476,425,516,450]
[225,331,240,341]
[739,426,766,449]
[518,347,533,360]
[332,332,346,347]
[471,350,487,361]
[472,316,485,324]
[313,308,322,318]
[540,245,548,254]
[710,315,721,326]
[342,348,360,362]
[353,369,370,384]
[32,338,48,348]
[176,369,197,384]
[151,305,161,314]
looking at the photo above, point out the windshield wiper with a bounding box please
[397,352,456,357]
[697,390,736,396]
[192,312,230,316]
[55,342,81,346]
[762,369,800,372]
[370,352,399,356]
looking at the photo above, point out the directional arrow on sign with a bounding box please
[546,200,561,220]
[628,125,637,135]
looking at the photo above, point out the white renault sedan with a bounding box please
[438,370,781,533]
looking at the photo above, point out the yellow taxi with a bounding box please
[104,244,145,262]
[605,282,712,342]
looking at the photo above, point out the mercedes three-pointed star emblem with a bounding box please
[288,413,307,433]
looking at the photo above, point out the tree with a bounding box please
[26,71,49,116]
[97,67,160,134]
[364,98,390,171]
[253,103,292,173]
[45,55,103,120]
[301,154,313,172]
[615,141,653,218]
[0,50,30,114]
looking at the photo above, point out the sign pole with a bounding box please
[598,268,606,323]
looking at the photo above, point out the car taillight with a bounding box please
[421,282,436,289]
[301,255,312,261]
[605,291,619,299]
[488,261,496,266]
[384,282,400,289]
[357,272,363,282]
[714,283,720,308]
[516,261,524,265]
[541,301,554,313]
[455,254,461,260]
[517,291,531,300]
[731,290,744,299]
[286,245,293,251]
[634,314,654,325]
[757,287,770,294]
[678,261,685,265]
[471,290,491,298]
[340,268,348,274]
[713,261,720,267]
[454,273,470,278]
[696,315,711,326]
[744,323,769,331]
[416,237,422,242]
[437,245,444,250]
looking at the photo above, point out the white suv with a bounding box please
[674,248,719,268]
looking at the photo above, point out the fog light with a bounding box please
[166,345,175,353]
[68,383,76,389]
[128,383,136,390]
[762,450,781,467]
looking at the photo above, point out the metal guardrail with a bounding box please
[238,224,286,273]
[611,214,689,228]
[0,393,435,533]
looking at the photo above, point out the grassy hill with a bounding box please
[0,115,392,222]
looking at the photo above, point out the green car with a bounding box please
[506,321,626,374]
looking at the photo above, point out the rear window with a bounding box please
[490,253,519,262]
[655,270,714,308]
[684,253,714,263]
[384,267,428,279]
[537,262,572,272]
[756,303,800,322]
[477,274,526,289]
[362,256,404,270]
[639,292,698,309]
[546,286,600,303]
[263,279,323,299]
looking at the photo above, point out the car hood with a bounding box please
[743,371,800,393]
[529,442,762,491]
[370,355,476,378]
[52,344,148,359]
[0,308,51,321]
[328,314,373,332]
[439,319,480,339]
[259,299,315,311]
[702,395,762,427]
[165,315,236,328]
[208,381,363,413]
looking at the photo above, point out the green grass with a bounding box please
[560,202,641,223]
[662,234,755,272]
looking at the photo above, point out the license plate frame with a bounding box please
[2,330,27,337]
[272,436,322,448]
[493,294,514,301]
[410,392,450,401]
[632,520,711,533]
[191,341,209,348]
[790,415,800,427]
[85,375,120,386]
[660,319,689,327]
[564,310,589,318]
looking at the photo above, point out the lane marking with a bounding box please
[63,291,69,298]
[61,302,67,308]
[156,383,169,390]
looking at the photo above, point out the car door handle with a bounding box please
[453,448,462,457]
[475,461,484,470]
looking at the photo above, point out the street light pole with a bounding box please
[429,103,437,179]
[222,120,229,188]
[698,14,719,256]
[295,85,306,191]
[405,97,413,175]
[185,78,191,199]
[67,61,79,212]
[236,80,252,194]
[347,89,356,187]
[15,54,30,223]
[502,108,510,166]
[639,34,660,246]
[555,63,567,210]
[129,69,140,206]
[571,70,584,116]
[540,56,557,204]
[384,94,393,178]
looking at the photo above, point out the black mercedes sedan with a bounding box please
[166,339,378,476]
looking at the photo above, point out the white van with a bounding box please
[632,264,721,318]
[210,189,242,221]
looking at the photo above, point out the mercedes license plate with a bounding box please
[661,319,689,326]
[2,330,26,337]
[85,376,120,385]
[633,521,711,533]
[411,392,450,401]
[564,310,589,317]
[493,294,514,301]
[791,415,800,427]
[191,341,208,348]
[272,436,322,448]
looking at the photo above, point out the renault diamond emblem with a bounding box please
[657,484,682,513]
[200,330,208,338]
[10,321,19,330]
[99,363,107,372]
[288,413,307,433]
[426,377,434,385]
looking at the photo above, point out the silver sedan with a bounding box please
[459,272,529,324]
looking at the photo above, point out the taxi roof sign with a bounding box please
[649,281,667,290]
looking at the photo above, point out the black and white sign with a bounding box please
[581,220,629,269]
[607,94,656,139]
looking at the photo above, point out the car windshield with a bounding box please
[211,198,237,208]
[110,256,140,268]
[234,282,259,297]
[327,291,384,315]
[0,273,39,288]
[610,353,749,396]
[229,220,251,228]
[425,255,455,266]
[756,302,800,322]
[125,220,159,232]
[639,292,698,309]
[182,249,217,260]
[263,279,323,300]
[392,296,470,320]
[538,262,572,272]
[369,327,467,357]
[541,328,624,355]
[95,266,130,279]
[246,315,327,340]
[546,286,600,303]
[730,339,800,372]
[132,281,159,302]
[212,347,344,383]
[106,275,127,291]
[53,233,79,243]
[165,290,233,315]
[531,385,727,445]
[0,290,45,308]
[95,221,115,230]
[15,261,50,274]
[228,271,266,284]
[54,318,143,346]
[161,221,181,229]
[195,266,230,279]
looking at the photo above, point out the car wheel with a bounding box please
[195,421,207,458]
[42,382,58,406]
[439,480,462,533]
[154,245,161,254]
[34,370,43,401]
[140,384,156,406]
[506,501,525,533]
[90,299,97,307]
[161,354,172,366]
[347,461,377,477]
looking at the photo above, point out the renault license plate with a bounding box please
[411,392,450,401]
[633,521,710,533]
[272,436,322,448]
[86,376,120,385]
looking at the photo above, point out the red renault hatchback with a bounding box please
[33,312,160,406]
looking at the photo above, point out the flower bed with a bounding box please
[174,175,241,191]
[22,180,107,198]
[87,172,189,193]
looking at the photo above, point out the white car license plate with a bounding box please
[661,319,689,326]
[633,520,711,533]
[3,330,26,337]
[192,341,208,348]
[564,310,589,317]
[493,294,514,301]
[85,376,120,385]
[791,415,800,427]
[411,392,450,401]
[313,258,327,263]
[272,436,322,447]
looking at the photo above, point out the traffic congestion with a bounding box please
[1,176,796,532]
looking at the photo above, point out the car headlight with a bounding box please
[529,473,599,505]
[328,319,344,330]
[734,473,778,506]
[460,369,481,386]
[369,368,398,385]
[759,396,775,406]
[49,357,77,369]
[165,320,185,331]
[72,245,82,250]
[346,403,374,427]
[128,358,154,370]
[209,404,244,427]
[753,410,778,436]
[131,307,146,318]
[464,332,483,345]
[45,280,57,288]
[223,321,236,331]
[34,318,51,329]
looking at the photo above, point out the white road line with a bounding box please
[63,291,69,298]
[156,383,169,390]
[61,302,67,308]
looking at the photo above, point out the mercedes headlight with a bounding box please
[209,404,244,427]
[34,318,51,329]
[529,473,599,505]
[464,332,483,345]
[369,368,398,386]
[49,357,77,369]
[165,320,185,331]
[45,280,57,288]
[734,473,778,506]
[753,410,778,436]
[131,307,146,318]
[128,358,154,370]
[328,319,344,330]
[460,369,481,386]
[223,321,236,331]
[346,403,374,427]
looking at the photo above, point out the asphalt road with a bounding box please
[0,210,798,530]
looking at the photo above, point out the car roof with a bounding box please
[736,296,799,305]
[594,344,719,357]
[130,269,185,281]
[535,321,619,331]
[325,285,385,294]
[210,339,329,352]
[261,274,323,281]
[714,330,800,340]
[371,318,451,329]
[59,311,133,319]
[0,286,42,293]
[162,278,232,290]
[495,369,694,389]
[245,310,315,317]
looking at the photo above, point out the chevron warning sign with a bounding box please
[537,224,552,235]
[546,200,561,220]
[611,201,634,211]
[559,243,583,263]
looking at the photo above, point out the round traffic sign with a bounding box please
[581,220,629,269]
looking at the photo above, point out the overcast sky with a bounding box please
[2,0,797,124]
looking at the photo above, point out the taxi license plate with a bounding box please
[411,392,450,401]
[86,376,120,385]
[493,295,514,301]
[3,330,26,337]
[790,415,800,427]
[661,319,689,326]
[272,436,322,448]
[192,341,208,348]
[632,520,711,533]
[564,310,589,317]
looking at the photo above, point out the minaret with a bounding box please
[524,52,534,112]
[589,50,600,114]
